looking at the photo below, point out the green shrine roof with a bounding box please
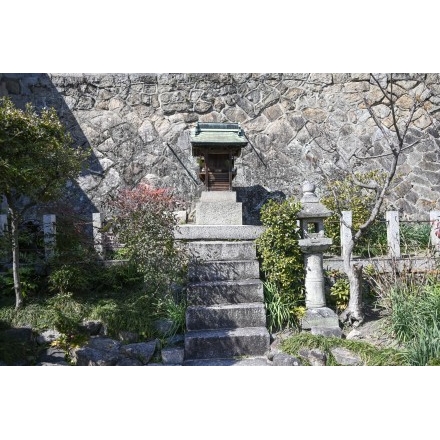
[189,122,248,147]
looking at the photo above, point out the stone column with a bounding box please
[43,214,56,261]
[93,212,105,258]
[341,210,352,257]
[386,211,400,258]
[430,211,440,253]
[303,252,326,308]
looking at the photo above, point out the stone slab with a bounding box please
[174,225,265,241]
[200,191,237,202]
[188,259,260,282]
[186,240,256,261]
[196,201,243,225]
[301,307,340,330]
[186,303,267,331]
[184,327,270,360]
[187,279,264,306]
[183,356,271,366]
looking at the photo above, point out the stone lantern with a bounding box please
[297,181,341,335]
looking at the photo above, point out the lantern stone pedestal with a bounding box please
[297,182,341,337]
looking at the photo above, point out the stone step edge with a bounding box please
[187,302,266,312]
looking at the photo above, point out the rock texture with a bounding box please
[1,73,439,222]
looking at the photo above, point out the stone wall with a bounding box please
[1,73,439,222]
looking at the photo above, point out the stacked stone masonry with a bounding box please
[1,73,440,220]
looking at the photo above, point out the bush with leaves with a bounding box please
[256,197,305,330]
[106,183,188,294]
[321,170,388,257]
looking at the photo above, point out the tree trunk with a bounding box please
[9,205,23,310]
[339,240,364,326]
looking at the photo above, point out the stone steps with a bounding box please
[179,223,269,365]
[187,279,264,306]
[186,302,267,331]
[183,356,271,366]
[188,259,260,282]
[184,327,270,360]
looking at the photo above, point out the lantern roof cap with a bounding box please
[297,181,332,219]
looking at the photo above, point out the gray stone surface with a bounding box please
[186,303,267,331]
[120,341,158,365]
[188,259,260,282]
[184,327,270,359]
[175,225,265,241]
[298,348,327,366]
[186,240,257,261]
[187,279,264,306]
[310,327,342,338]
[162,347,185,365]
[183,356,271,366]
[36,329,61,345]
[301,307,340,330]
[196,200,243,225]
[1,73,439,222]
[330,347,363,366]
[272,353,302,366]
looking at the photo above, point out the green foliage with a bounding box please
[281,332,406,366]
[0,97,90,203]
[256,197,304,297]
[370,268,440,365]
[105,183,188,293]
[325,270,350,312]
[0,97,90,308]
[400,223,431,254]
[0,267,46,298]
[48,265,89,295]
[263,281,304,333]
[322,170,387,256]
[46,292,87,336]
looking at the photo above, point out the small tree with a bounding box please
[307,74,429,326]
[106,183,187,293]
[0,97,89,309]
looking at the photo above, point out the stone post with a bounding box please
[43,214,56,261]
[430,211,440,252]
[341,211,352,258]
[386,211,400,258]
[93,212,105,258]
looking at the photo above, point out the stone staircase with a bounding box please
[175,226,270,365]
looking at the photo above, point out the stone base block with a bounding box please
[187,279,264,306]
[188,259,260,282]
[301,307,340,330]
[186,303,267,331]
[184,327,270,360]
[186,240,257,261]
[196,201,243,225]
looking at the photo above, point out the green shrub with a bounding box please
[256,197,304,296]
[105,184,188,292]
[326,270,350,312]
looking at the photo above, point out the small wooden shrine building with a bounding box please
[189,122,248,191]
